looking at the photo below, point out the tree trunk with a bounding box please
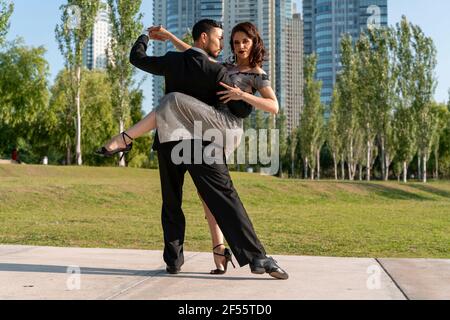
[349,139,354,181]
[403,161,407,183]
[291,156,295,178]
[311,167,315,181]
[384,154,390,181]
[279,157,283,178]
[434,149,439,180]
[316,148,321,180]
[380,136,385,180]
[66,144,72,166]
[422,155,427,183]
[119,119,126,167]
[333,152,338,180]
[366,141,371,181]
[417,152,421,181]
[341,155,345,180]
[304,157,308,180]
[359,164,363,181]
[75,65,82,166]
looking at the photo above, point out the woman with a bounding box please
[97,22,279,274]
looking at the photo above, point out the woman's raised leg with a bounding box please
[103,111,157,151]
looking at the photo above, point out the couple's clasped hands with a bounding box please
[146,25,171,41]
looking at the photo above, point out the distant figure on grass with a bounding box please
[11,148,21,164]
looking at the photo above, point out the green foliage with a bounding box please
[327,88,342,176]
[300,54,324,178]
[106,0,143,124]
[182,30,194,46]
[335,35,361,180]
[47,70,117,165]
[0,0,13,46]
[55,0,101,69]
[411,23,438,165]
[55,0,101,165]
[327,16,443,182]
[276,109,287,176]
[0,41,50,161]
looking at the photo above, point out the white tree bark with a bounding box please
[380,136,386,180]
[422,155,427,183]
[417,153,421,181]
[304,157,308,180]
[403,161,407,183]
[333,152,338,180]
[75,65,82,166]
[316,148,321,180]
[366,141,371,181]
[119,119,126,167]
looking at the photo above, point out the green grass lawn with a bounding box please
[1,164,449,259]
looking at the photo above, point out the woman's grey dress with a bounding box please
[155,64,271,158]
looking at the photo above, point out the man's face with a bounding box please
[203,27,224,58]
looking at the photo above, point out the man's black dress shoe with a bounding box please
[250,257,289,280]
[166,266,181,274]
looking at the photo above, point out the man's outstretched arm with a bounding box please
[130,34,167,76]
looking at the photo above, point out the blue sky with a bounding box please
[6,0,450,113]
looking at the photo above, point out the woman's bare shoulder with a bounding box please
[251,66,267,75]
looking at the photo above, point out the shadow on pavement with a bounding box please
[0,263,272,281]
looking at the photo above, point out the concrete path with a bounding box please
[0,245,448,300]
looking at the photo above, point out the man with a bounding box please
[130,19,288,280]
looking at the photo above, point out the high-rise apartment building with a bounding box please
[285,10,304,134]
[82,3,111,70]
[303,0,388,104]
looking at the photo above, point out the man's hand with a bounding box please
[218,82,245,104]
[147,25,171,42]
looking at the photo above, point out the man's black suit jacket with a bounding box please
[129,35,252,150]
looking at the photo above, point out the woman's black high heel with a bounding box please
[210,244,236,275]
[95,132,134,161]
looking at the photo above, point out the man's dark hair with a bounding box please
[192,19,222,41]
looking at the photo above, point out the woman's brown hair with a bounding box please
[230,22,266,68]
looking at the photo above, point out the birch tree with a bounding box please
[106,0,143,166]
[393,17,416,183]
[55,0,100,165]
[327,88,342,180]
[430,103,448,179]
[337,35,360,180]
[355,33,378,181]
[300,54,323,180]
[411,24,437,183]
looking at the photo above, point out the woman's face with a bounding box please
[233,31,253,62]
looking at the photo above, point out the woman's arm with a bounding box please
[149,26,192,52]
[218,82,280,114]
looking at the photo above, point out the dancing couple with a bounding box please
[97,19,288,280]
